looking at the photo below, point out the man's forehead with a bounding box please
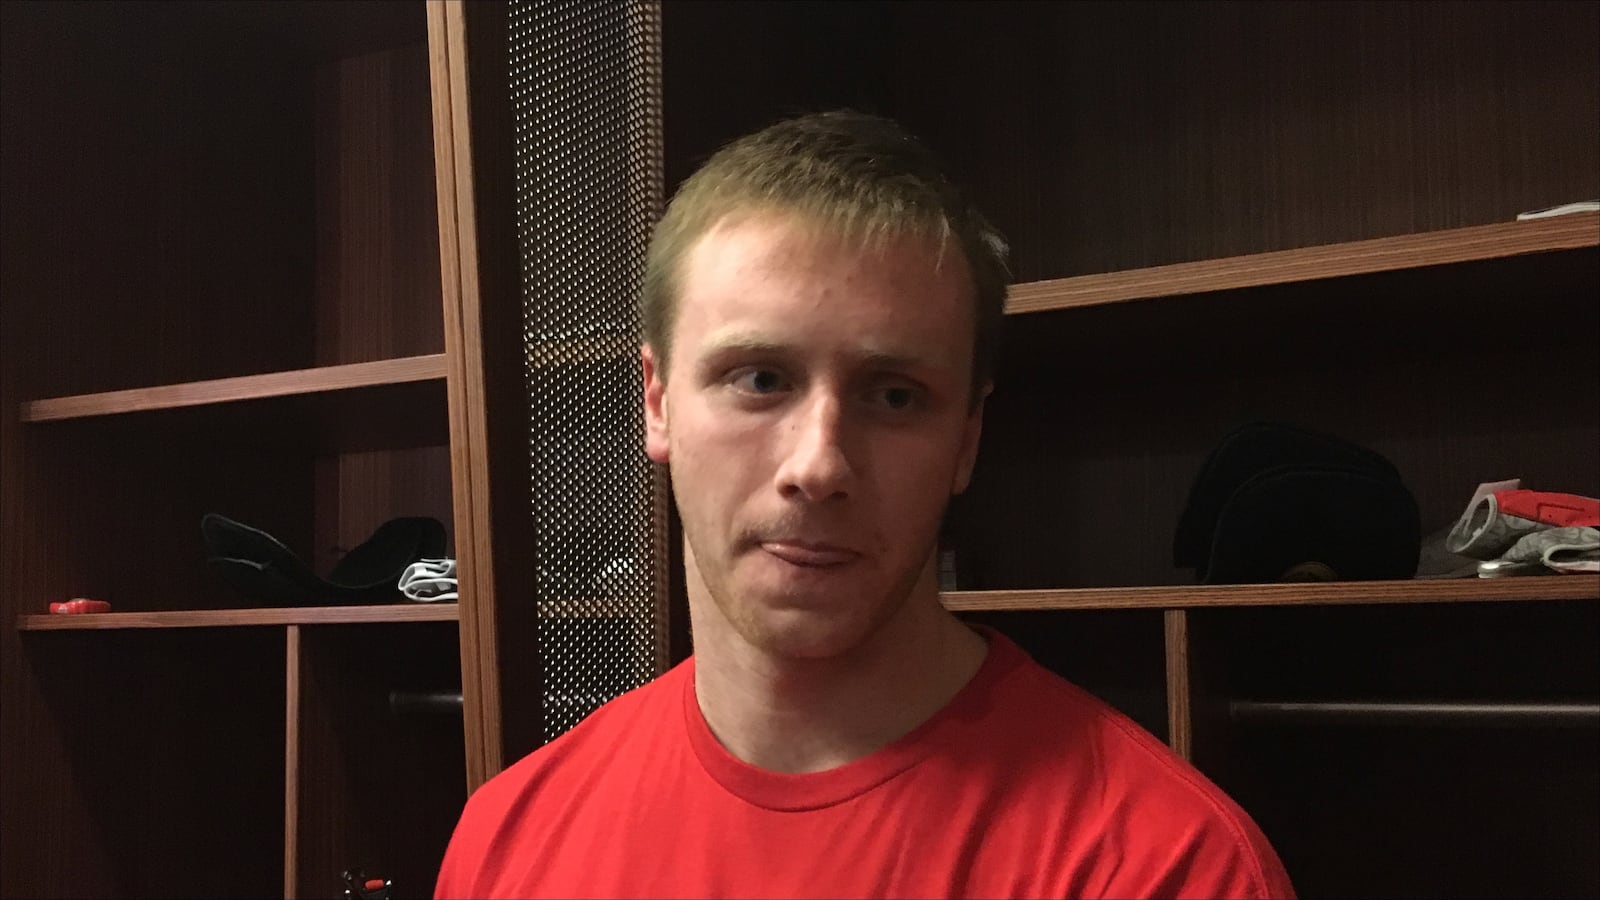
[668,211,975,370]
[694,327,946,372]
[689,209,956,274]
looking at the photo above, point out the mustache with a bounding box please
[737,517,864,549]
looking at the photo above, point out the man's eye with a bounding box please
[873,385,922,411]
[732,369,788,394]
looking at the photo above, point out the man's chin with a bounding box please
[701,559,928,660]
[734,604,890,661]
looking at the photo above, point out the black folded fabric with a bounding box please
[1174,422,1421,584]
[202,513,448,606]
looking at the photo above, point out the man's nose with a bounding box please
[774,391,854,502]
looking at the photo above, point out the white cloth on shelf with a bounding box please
[399,557,458,602]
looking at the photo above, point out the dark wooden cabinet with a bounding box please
[652,1,1599,897]
[0,2,514,897]
[4,1,1596,897]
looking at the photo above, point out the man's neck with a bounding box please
[688,584,989,775]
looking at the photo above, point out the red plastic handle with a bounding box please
[49,599,111,614]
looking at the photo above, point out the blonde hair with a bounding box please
[641,110,1010,403]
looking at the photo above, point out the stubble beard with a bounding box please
[683,508,945,662]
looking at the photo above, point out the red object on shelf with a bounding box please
[48,598,111,614]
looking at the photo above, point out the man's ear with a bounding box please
[642,343,670,465]
[951,382,991,495]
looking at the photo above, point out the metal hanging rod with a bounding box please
[1229,700,1600,727]
[388,690,464,716]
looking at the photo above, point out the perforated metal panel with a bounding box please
[509,0,667,742]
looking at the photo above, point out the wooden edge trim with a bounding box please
[429,0,504,789]
[283,625,301,900]
[21,354,448,422]
[16,603,459,631]
[1163,610,1192,761]
[1006,213,1600,315]
[941,576,1600,612]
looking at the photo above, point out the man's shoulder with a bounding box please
[1000,652,1238,815]
[436,660,690,897]
[458,659,687,821]
[979,641,1294,896]
[977,638,1168,763]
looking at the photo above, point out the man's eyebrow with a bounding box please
[699,334,790,359]
[857,349,931,372]
[699,332,936,371]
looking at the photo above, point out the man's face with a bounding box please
[643,212,987,660]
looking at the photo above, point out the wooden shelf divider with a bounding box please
[1164,609,1193,761]
[1005,213,1600,316]
[944,576,1600,613]
[17,602,459,631]
[284,624,303,900]
[20,353,448,423]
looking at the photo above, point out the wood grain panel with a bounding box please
[285,625,303,900]
[1187,599,1600,718]
[0,5,317,889]
[463,0,545,779]
[0,1,317,401]
[39,1,429,67]
[1005,214,1599,315]
[1,3,450,896]
[958,361,1600,592]
[11,628,286,897]
[999,245,1599,390]
[661,1,896,193]
[943,577,1600,613]
[20,355,446,422]
[19,603,459,631]
[312,41,443,367]
[663,2,1598,281]
[1225,722,1597,897]
[292,622,465,900]
[1181,607,1236,794]
[1183,599,1599,897]
[429,0,500,792]
[430,0,541,786]
[306,30,452,653]
[21,376,448,464]
[300,27,460,835]
[312,445,456,588]
[957,266,1598,591]
[1164,610,1192,760]
[6,426,317,616]
[884,1,1600,282]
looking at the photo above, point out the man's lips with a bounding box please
[759,541,861,567]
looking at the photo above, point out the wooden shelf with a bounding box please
[20,354,447,422]
[14,354,450,454]
[944,576,1600,613]
[17,602,459,631]
[1005,214,1600,316]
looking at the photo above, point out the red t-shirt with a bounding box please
[436,627,1295,899]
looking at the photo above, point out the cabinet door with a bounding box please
[474,0,674,767]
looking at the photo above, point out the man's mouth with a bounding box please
[759,541,861,567]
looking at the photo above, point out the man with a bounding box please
[436,110,1295,899]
